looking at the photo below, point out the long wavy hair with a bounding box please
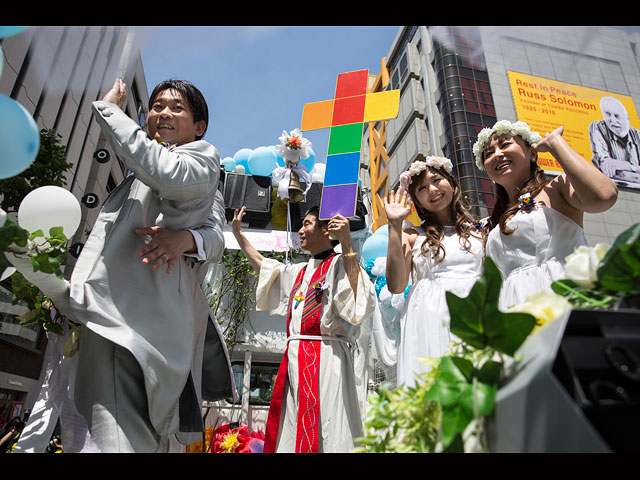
[483,136,549,234]
[406,165,482,263]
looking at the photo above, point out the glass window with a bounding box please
[227,361,279,406]
[0,284,43,351]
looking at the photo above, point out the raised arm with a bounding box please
[93,80,219,203]
[327,215,361,301]
[535,126,618,214]
[231,206,264,272]
[383,189,416,294]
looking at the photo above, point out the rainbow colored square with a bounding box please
[301,69,399,219]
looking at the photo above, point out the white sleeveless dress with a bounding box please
[397,226,484,388]
[485,206,587,311]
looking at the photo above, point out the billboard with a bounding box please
[508,71,640,189]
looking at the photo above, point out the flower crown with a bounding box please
[399,156,453,190]
[472,120,542,171]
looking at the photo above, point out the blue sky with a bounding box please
[136,26,400,166]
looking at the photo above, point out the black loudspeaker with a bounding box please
[223,173,272,228]
[490,308,640,453]
[289,183,368,232]
[289,182,323,231]
[551,309,640,452]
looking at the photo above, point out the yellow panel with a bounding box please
[301,99,334,131]
[363,90,400,122]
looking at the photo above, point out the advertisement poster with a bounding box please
[508,71,640,189]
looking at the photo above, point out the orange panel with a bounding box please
[301,99,334,131]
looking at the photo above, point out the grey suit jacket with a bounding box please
[68,101,234,439]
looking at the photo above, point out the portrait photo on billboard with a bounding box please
[589,96,640,186]
[507,71,640,190]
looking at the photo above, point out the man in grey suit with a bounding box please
[9,78,235,452]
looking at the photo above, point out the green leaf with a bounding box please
[460,378,496,417]
[425,356,472,408]
[476,360,502,385]
[597,223,640,293]
[447,257,536,356]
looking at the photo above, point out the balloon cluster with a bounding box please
[221,144,321,179]
[223,133,327,229]
[0,27,82,280]
[362,225,411,312]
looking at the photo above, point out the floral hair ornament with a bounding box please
[399,156,454,191]
[472,120,542,171]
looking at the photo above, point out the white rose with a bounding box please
[0,208,6,227]
[509,291,572,331]
[563,244,609,288]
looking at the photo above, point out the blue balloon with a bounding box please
[0,27,28,39]
[232,148,252,173]
[299,146,315,173]
[248,146,278,177]
[374,224,389,237]
[221,157,235,172]
[270,145,285,167]
[0,94,40,180]
[361,233,388,264]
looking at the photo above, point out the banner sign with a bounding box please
[508,71,640,188]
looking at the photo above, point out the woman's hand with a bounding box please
[531,125,565,155]
[383,189,413,226]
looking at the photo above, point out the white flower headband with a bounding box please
[276,128,311,165]
[399,156,453,190]
[472,120,542,171]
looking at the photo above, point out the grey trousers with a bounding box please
[73,327,168,453]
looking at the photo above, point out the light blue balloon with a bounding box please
[361,234,388,264]
[0,94,40,180]
[221,157,235,172]
[248,146,278,177]
[0,27,28,39]
[233,148,252,173]
[271,145,286,167]
[374,224,389,237]
[299,146,315,173]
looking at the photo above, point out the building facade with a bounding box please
[0,26,148,424]
[378,26,640,245]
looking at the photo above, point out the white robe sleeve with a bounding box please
[255,258,304,316]
[329,256,376,327]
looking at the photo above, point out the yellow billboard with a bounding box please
[508,71,640,188]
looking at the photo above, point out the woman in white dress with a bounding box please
[384,157,485,388]
[473,120,618,309]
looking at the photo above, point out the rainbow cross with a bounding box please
[301,69,400,219]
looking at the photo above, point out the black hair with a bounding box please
[303,206,339,247]
[148,79,209,140]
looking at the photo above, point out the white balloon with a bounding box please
[312,163,326,175]
[18,186,81,239]
[234,165,245,174]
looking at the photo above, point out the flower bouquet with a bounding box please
[187,423,265,453]
[551,223,640,310]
